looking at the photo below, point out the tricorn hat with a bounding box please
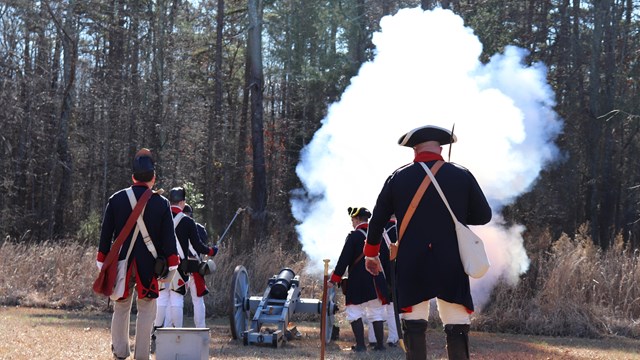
[348,206,371,219]
[169,187,186,203]
[397,125,457,147]
[132,148,155,175]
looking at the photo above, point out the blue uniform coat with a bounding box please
[98,184,178,299]
[366,158,492,312]
[332,224,390,306]
[172,208,214,295]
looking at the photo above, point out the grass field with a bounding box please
[1,306,639,360]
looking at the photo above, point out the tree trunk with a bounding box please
[50,0,77,238]
[247,0,267,245]
[205,0,226,231]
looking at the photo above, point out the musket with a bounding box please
[320,259,330,359]
[218,207,246,244]
[448,123,455,162]
[389,258,407,353]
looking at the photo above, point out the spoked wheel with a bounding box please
[229,265,250,340]
[325,287,336,343]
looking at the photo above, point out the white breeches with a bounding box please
[345,298,385,322]
[155,286,184,328]
[367,302,399,343]
[156,286,184,307]
[187,277,206,328]
[400,298,471,325]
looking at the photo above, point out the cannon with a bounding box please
[229,265,337,348]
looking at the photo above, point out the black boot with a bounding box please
[372,321,386,351]
[150,325,161,354]
[350,318,367,352]
[402,319,427,360]
[444,324,470,360]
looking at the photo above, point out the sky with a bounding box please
[291,7,563,310]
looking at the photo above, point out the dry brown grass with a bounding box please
[1,222,640,348]
[476,224,640,338]
[0,237,315,315]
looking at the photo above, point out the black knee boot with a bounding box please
[402,319,427,360]
[150,325,161,354]
[444,324,470,360]
[350,318,367,352]
[372,321,386,351]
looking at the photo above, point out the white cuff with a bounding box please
[96,261,103,270]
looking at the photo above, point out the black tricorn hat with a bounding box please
[169,187,186,202]
[397,125,457,147]
[348,206,371,219]
[132,148,155,175]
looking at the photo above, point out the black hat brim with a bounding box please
[397,125,457,147]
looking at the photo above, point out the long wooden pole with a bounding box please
[320,259,330,359]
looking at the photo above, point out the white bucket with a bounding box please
[155,328,210,360]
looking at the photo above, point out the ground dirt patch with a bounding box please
[1,306,639,359]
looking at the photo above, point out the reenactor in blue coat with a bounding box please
[97,148,180,360]
[183,203,218,328]
[364,125,492,360]
[154,187,217,329]
[329,207,390,352]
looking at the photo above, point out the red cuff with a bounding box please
[96,252,106,262]
[207,247,215,256]
[330,273,342,283]
[364,242,380,257]
[167,254,180,267]
[401,306,413,313]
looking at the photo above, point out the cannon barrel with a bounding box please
[270,268,295,300]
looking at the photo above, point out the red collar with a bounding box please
[413,151,444,163]
[171,206,182,214]
[355,222,369,231]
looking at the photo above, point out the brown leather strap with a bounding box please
[351,253,365,269]
[397,161,444,246]
[102,188,153,269]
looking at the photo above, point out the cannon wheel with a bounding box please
[325,287,336,343]
[229,265,250,340]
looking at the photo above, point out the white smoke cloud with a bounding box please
[291,7,562,310]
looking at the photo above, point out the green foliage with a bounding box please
[183,181,205,212]
[77,211,102,246]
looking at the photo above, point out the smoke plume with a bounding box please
[291,7,562,310]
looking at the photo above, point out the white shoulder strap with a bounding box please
[419,162,458,223]
[173,212,185,227]
[125,188,158,259]
[171,212,187,259]
[382,225,394,248]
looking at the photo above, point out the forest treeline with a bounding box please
[1,0,640,254]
